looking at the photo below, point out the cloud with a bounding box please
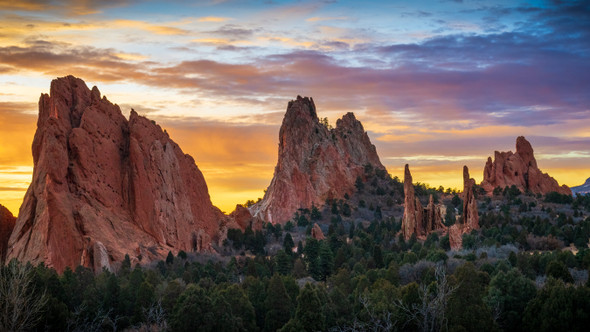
[0,0,136,15]
[0,102,37,166]
[306,16,348,22]
[198,16,231,22]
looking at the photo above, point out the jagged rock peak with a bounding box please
[7,76,225,273]
[462,166,479,229]
[0,204,16,263]
[251,96,385,224]
[481,136,571,196]
[402,164,445,240]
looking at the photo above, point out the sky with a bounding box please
[0,0,589,216]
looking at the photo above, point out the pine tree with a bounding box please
[283,233,295,254]
[265,274,292,331]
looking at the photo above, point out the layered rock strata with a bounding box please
[7,76,225,272]
[252,96,385,224]
[481,136,571,195]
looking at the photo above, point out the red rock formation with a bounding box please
[0,204,16,262]
[481,136,571,196]
[462,166,479,230]
[449,166,480,249]
[311,223,325,240]
[252,96,385,224]
[229,204,262,231]
[402,164,445,240]
[402,164,417,239]
[7,76,225,273]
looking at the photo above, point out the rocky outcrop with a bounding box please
[449,166,480,249]
[251,96,385,224]
[462,166,479,230]
[229,204,262,231]
[481,136,571,196]
[0,204,16,262]
[311,223,325,240]
[7,76,225,273]
[402,164,445,240]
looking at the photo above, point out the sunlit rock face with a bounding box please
[7,76,225,273]
[401,164,445,240]
[0,203,15,263]
[252,96,385,224]
[481,136,571,196]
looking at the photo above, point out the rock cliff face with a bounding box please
[0,204,16,262]
[252,96,385,224]
[402,164,445,240]
[481,136,571,196]
[449,166,479,249]
[7,76,225,273]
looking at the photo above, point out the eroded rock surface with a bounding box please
[252,96,385,224]
[402,164,445,240]
[481,136,571,196]
[0,204,16,262]
[7,76,225,272]
[449,166,480,249]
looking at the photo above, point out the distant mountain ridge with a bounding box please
[572,178,590,195]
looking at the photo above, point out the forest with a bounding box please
[2,173,590,332]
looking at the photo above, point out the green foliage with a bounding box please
[485,268,536,331]
[166,251,174,265]
[545,191,574,204]
[171,284,214,331]
[447,263,498,331]
[283,232,295,253]
[545,260,574,283]
[265,275,292,331]
[524,278,590,331]
[355,176,364,192]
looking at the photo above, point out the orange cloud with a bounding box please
[198,16,231,22]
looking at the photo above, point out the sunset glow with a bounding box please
[1,0,589,215]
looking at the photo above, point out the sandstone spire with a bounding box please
[462,166,479,230]
[402,164,445,240]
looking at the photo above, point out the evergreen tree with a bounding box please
[265,274,292,331]
[319,241,334,280]
[276,250,292,275]
[372,245,384,268]
[283,233,295,254]
[485,268,536,332]
[171,285,214,332]
[166,251,174,265]
[292,283,326,332]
